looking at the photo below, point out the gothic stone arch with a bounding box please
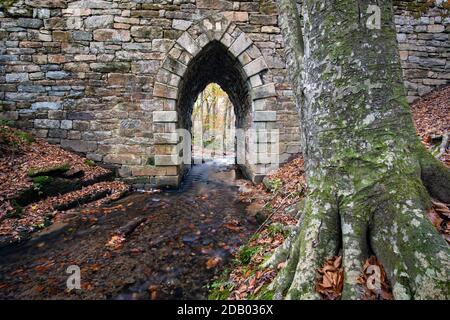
[152,13,279,188]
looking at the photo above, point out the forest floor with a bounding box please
[0,126,130,247]
[209,85,450,300]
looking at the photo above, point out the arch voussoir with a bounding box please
[176,32,201,57]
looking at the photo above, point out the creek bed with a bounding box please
[0,160,258,299]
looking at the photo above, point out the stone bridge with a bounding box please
[0,0,449,188]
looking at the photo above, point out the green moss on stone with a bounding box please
[28,163,70,177]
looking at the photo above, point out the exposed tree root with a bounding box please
[371,177,450,299]
[419,144,450,203]
[269,168,450,300]
[269,192,340,299]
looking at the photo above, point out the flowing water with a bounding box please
[0,159,258,299]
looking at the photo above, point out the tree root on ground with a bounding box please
[268,161,450,300]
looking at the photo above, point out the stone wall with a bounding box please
[394,1,450,103]
[0,0,448,188]
[0,0,300,188]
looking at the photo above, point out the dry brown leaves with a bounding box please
[0,125,109,204]
[411,85,450,166]
[357,256,393,300]
[228,228,289,300]
[229,267,278,300]
[428,199,450,244]
[106,234,126,250]
[316,256,344,300]
[266,155,306,213]
[315,255,393,300]
[225,155,307,300]
[0,181,129,242]
[206,256,222,269]
[0,127,130,243]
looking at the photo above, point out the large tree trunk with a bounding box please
[269,0,450,299]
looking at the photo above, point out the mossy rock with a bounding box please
[2,200,23,220]
[28,163,71,178]
[16,176,76,206]
[13,130,34,144]
[259,0,277,15]
[255,210,270,224]
[84,159,95,167]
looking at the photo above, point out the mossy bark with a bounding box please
[273,0,450,299]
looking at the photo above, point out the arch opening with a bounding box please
[152,21,280,188]
[177,41,252,133]
[192,83,236,164]
[176,40,252,174]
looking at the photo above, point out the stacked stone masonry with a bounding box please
[0,0,448,188]
[394,1,450,103]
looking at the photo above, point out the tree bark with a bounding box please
[270,0,450,299]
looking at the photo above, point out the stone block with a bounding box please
[103,153,141,165]
[197,0,233,10]
[44,17,65,29]
[68,0,112,9]
[84,15,113,29]
[90,62,130,73]
[131,60,160,74]
[131,166,162,176]
[155,155,179,166]
[31,102,62,110]
[60,120,72,129]
[154,133,179,144]
[249,75,262,88]
[243,56,268,77]
[93,29,130,42]
[130,26,162,39]
[153,82,178,99]
[67,112,94,120]
[261,26,280,33]
[172,19,192,31]
[223,11,249,22]
[5,73,28,83]
[26,0,67,8]
[0,111,19,121]
[18,18,43,29]
[61,139,97,153]
[34,119,60,129]
[229,33,252,57]
[152,39,175,53]
[156,69,181,87]
[428,24,445,33]
[249,14,277,26]
[176,32,200,56]
[162,57,187,76]
[72,30,92,41]
[153,111,178,122]
[154,175,180,188]
[46,71,69,80]
[254,111,277,122]
[253,83,277,100]
[48,128,67,139]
